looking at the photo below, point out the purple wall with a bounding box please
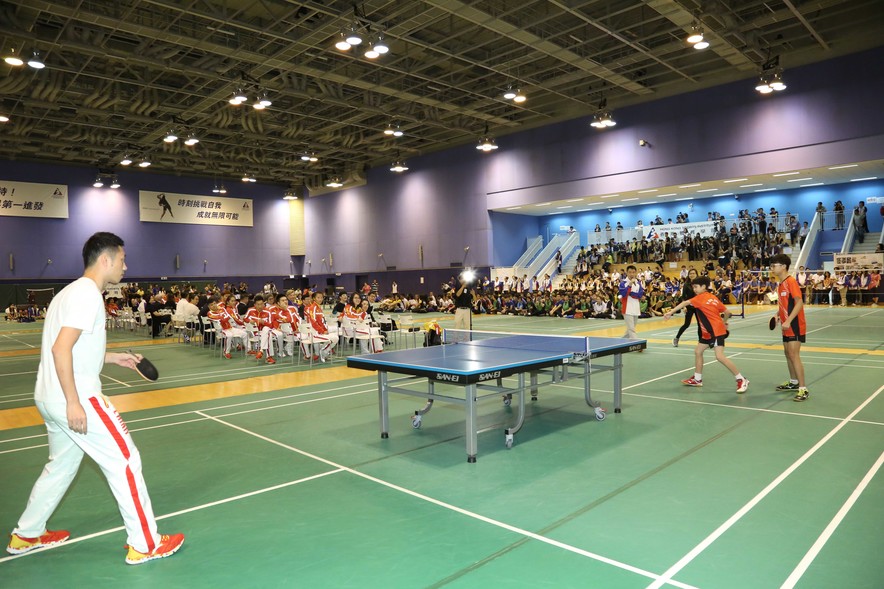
[304,48,884,272]
[0,162,291,280]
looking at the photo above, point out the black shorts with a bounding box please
[782,335,806,343]
[699,335,727,347]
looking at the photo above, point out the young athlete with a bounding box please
[243,295,280,364]
[6,232,184,564]
[664,276,749,393]
[769,253,809,401]
[207,297,248,359]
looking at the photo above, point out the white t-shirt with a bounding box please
[35,277,106,403]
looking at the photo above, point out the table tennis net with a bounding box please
[443,329,591,355]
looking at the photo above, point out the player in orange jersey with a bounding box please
[769,253,808,401]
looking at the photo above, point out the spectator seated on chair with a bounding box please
[243,295,281,364]
[303,292,339,362]
[208,297,248,359]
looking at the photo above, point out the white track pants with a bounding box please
[258,327,284,356]
[14,397,160,554]
[622,314,638,339]
[222,327,247,353]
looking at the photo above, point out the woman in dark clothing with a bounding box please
[672,268,700,347]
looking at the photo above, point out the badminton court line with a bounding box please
[197,410,700,589]
[644,383,884,589]
[780,449,884,588]
[0,468,344,564]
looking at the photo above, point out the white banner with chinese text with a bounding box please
[833,253,883,273]
[0,180,68,218]
[139,191,253,226]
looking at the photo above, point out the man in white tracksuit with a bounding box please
[619,264,645,340]
[6,232,184,564]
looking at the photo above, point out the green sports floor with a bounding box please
[0,307,882,588]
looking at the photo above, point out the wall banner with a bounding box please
[139,191,253,227]
[833,253,883,273]
[0,180,68,218]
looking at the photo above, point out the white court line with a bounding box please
[0,370,38,378]
[0,389,376,455]
[197,411,701,589]
[0,468,344,564]
[100,374,131,388]
[780,450,884,588]
[0,334,37,348]
[644,383,884,589]
[552,382,884,427]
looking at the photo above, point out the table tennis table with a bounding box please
[346,329,646,462]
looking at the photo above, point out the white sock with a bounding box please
[790,379,798,385]
[735,374,744,381]
[694,372,703,381]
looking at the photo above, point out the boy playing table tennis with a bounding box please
[664,276,749,393]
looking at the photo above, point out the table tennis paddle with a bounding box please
[769,316,777,331]
[129,349,159,381]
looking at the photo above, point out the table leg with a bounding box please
[379,371,390,438]
[530,371,538,401]
[466,384,478,462]
[613,353,623,413]
[504,373,526,449]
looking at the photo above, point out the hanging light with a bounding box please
[241,172,256,182]
[163,130,178,143]
[258,93,272,108]
[335,32,352,51]
[364,42,380,59]
[513,89,527,103]
[229,89,248,105]
[374,35,389,55]
[326,177,344,188]
[755,75,773,94]
[218,183,227,194]
[0,114,8,122]
[502,86,517,100]
[138,156,152,167]
[300,152,318,162]
[686,25,704,45]
[476,136,498,151]
[600,110,616,127]
[212,182,221,194]
[590,113,605,128]
[3,48,23,66]
[694,40,710,50]
[283,188,298,200]
[93,175,104,188]
[27,51,45,69]
[109,176,121,189]
[769,71,787,91]
[345,26,363,46]
[120,154,133,166]
[390,159,409,173]
[184,134,199,146]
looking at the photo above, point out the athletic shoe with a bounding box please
[255,351,263,360]
[672,337,679,348]
[312,355,320,361]
[125,533,184,565]
[793,389,809,402]
[681,377,703,387]
[736,378,749,394]
[7,530,70,554]
[266,356,276,365]
[776,381,799,391]
[224,352,231,359]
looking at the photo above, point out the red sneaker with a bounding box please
[7,530,70,554]
[125,533,185,565]
[681,377,703,387]
[266,356,276,365]
[224,352,232,359]
[255,351,263,360]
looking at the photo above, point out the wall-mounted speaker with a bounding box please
[175,254,180,269]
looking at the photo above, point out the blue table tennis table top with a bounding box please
[347,334,646,384]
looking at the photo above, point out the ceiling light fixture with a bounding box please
[3,48,23,66]
[326,177,344,188]
[0,114,8,123]
[212,182,221,194]
[476,124,498,152]
[93,175,104,188]
[756,56,787,94]
[184,134,199,146]
[364,42,380,59]
[218,183,227,194]
[390,159,409,173]
[345,26,363,46]
[503,86,517,100]
[163,130,178,143]
[374,35,389,55]
[335,32,352,51]
[27,51,45,69]
[283,188,299,200]
[109,176,121,189]
[138,156,151,168]
[300,152,318,162]
[513,89,527,103]
[229,89,248,105]
[120,154,132,166]
[686,25,704,45]
[590,98,616,128]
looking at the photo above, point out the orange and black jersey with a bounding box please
[777,275,806,337]
[689,292,729,340]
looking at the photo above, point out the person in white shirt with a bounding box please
[6,232,183,564]
[618,265,645,340]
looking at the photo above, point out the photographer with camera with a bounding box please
[454,270,477,331]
